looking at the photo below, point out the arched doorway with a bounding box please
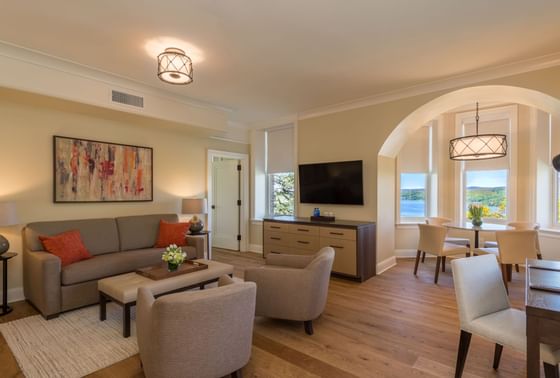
[376,85,560,271]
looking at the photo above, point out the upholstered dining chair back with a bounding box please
[417,224,447,255]
[451,254,510,327]
[496,230,540,265]
[426,216,452,226]
[137,277,256,378]
[507,221,540,230]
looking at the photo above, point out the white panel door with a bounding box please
[212,159,240,250]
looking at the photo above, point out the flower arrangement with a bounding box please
[467,203,484,226]
[162,244,186,271]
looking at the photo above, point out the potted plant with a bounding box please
[162,244,187,272]
[468,203,484,227]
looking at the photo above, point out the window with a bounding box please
[400,173,427,220]
[465,170,508,220]
[268,172,295,216]
[266,126,295,216]
[456,105,516,223]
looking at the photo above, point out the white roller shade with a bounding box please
[463,119,509,170]
[398,126,429,173]
[267,127,294,174]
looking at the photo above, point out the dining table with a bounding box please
[444,222,510,249]
[525,259,560,378]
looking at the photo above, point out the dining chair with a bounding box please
[414,224,470,284]
[477,230,541,292]
[451,254,559,378]
[423,217,471,263]
[483,222,541,264]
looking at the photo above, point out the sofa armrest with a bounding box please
[186,236,205,259]
[137,287,155,363]
[23,249,61,318]
[265,253,314,269]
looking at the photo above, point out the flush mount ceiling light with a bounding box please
[449,102,507,160]
[157,47,193,85]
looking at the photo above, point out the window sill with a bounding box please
[538,228,560,238]
[396,223,421,229]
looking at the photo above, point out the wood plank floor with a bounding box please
[0,250,534,377]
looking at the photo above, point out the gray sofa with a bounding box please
[23,213,204,319]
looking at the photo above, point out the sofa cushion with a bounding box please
[39,230,92,267]
[62,248,163,285]
[25,218,119,256]
[155,220,190,247]
[61,245,197,285]
[116,214,178,251]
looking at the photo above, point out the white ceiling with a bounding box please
[1,1,560,124]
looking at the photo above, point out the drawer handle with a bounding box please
[297,241,310,244]
[270,237,281,240]
[297,228,309,232]
[329,232,344,235]
[330,245,344,249]
[270,226,281,229]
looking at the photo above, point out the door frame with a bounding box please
[207,149,249,252]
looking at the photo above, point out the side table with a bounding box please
[1,252,17,316]
[189,231,211,260]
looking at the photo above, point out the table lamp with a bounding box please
[0,202,18,255]
[181,198,208,234]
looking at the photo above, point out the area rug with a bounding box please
[0,303,138,378]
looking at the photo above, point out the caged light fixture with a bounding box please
[157,47,193,85]
[449,102,507,161]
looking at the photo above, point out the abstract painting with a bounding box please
[54,136,153,202]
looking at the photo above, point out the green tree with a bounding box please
[272,173,294,215]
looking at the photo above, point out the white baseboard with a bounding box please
[8,287,24,303]
[395,249,418,258]
[248,244,263,254]
[377,256,397,274]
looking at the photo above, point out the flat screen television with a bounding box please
[298,160,364,205]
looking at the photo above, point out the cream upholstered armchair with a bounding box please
[244,247,335,335]
[451,254,560,378]
[137,276,256,378]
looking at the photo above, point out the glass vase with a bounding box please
[471,217,483,227]
[167,262,180,272]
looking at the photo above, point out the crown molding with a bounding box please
[248,114,298,130]
[297,51,560,121]
[0,40,232,114]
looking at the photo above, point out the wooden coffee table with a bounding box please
[98,259,234,337]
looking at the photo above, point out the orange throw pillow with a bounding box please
[155,220,190,248]
[39,230,92,267]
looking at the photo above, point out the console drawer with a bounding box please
[264,221,290,233]
[263,244,292,256]
[290,234,320,251]
[289,224,320,236]
[320,227,356,241]
[321,237,357,275]
[263,230,291,247]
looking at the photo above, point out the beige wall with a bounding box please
[297,65,560,267]
[0,89,248,298]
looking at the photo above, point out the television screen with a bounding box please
[298,160,364,205]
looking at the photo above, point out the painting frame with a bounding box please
[53,135,154,203]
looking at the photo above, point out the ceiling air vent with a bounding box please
[111,90,144,108]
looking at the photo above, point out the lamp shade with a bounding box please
[181,198,208,214]
[0,202,18,226]
[157,48,193,85]
[449,133,508,160]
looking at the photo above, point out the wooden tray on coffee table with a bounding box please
[136,260,208,280]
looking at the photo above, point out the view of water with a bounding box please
[401,199,425,217]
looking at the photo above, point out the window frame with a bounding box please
[398,172,429,223]
[463,169,509,224]
[266,171,295,217]
[454,105,518,224]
